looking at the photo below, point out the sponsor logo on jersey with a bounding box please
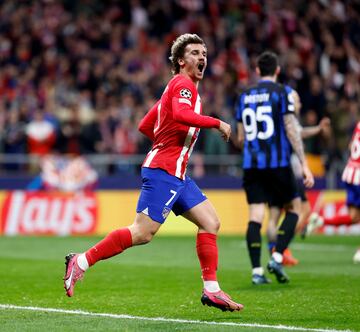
[180,88,192,99]
[0,191,98,235]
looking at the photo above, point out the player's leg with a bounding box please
[64,168,181,297]
[173,177,243,311]
[243,169,271,285]
[345,184,360,263]
[85,213,161,266]
[296,200,311,234]
[181,199,220,285]
[296,185,323,237]
[267,205,299,267]
[278,180,306,265]
[348,206,360,263]
[64,212,161,297]
[266,167,300,283]
[247,203,269,281]
[349,207,360,224]
[267,205,282,254]
[295,182,311,235]
[182,200,243,311]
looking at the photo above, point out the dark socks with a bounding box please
[276,212,298,254]
[246,221,262,268]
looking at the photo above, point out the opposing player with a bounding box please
[235,51,314,285]
[342,121,360,263]
[63,33,243,312]
[266,87,330,266]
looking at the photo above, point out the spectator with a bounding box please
[26,110,56,156]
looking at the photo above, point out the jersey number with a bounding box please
[165,190,177,206]
[351,133,360,160]
[242,106,274,141]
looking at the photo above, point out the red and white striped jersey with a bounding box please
[138,74,219,180]
[342,122,360,185]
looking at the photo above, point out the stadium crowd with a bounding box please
[0,0,359,178]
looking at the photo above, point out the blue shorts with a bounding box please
[136,168,207,223]
[345,182,360,208]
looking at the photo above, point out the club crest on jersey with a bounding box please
[180,89,192,99]
[162,207,171,219]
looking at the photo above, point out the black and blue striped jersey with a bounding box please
[235,80,295,169]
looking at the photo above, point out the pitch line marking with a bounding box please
[0,304,352,332]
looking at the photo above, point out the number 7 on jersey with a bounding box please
[165,190,177,206]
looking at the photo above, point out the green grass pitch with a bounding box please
[0,235,359,332]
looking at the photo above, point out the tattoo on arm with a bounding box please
[284,114,306,163]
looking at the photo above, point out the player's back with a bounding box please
[236,80,294,169]
[143,74,201,179]
[342,121,360,185]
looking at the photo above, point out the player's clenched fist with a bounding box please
[219,121,231,142]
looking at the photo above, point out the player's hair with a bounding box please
[169,33,205,74]
[256,51,279,77]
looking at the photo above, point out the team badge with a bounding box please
[162,207,171,219]
[180,89,192,99]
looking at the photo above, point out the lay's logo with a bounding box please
[0,191,98,236]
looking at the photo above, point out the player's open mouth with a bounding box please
[198,63,204,73]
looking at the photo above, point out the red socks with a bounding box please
[196,232,218,281]
[85,228,132,267]
[85,228,218,281]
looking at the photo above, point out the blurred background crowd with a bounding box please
[0,0,359,185]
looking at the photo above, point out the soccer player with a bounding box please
[235,51,314,285]
[266,87,331,266]
[63,33,243,312]
[342,121,360,263]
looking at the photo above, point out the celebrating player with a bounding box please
[235,51,314,285]
[63,33,243,312]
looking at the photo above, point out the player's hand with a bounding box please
[218,121,231,142]
[319,117,331,137]
[302,163,314,188]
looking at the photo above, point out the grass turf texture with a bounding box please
[0,235,359,332]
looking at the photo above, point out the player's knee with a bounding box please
[250,211,265,223]
[350,209,360,224]
[213,217,220,232]
[140,232,154,244]
[129,224,157,245]
[284,198,301,215]
[133,230,155,245]
[207,216,220,233]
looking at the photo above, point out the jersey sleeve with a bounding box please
[138,101,160,141]
[171,78,220,129]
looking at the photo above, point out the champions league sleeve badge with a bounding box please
[180,88,192,99]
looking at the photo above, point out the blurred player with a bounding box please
[235,51,314,285]
[63,34,243,312]
[342,121,360,263]
[267,87,331,266]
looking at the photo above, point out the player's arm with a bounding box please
[172,98,220,128]
[171,80,231,141]
[237,122,245,149]
[301,117,331,139]
[284,113,314,188]
[172,101,231,141]
[234,93,246,149]
[138,101,160,141]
